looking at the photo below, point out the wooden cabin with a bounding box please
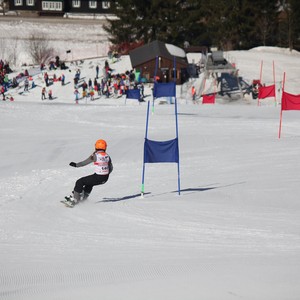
[129,40,189,85]
[8,0,113,16]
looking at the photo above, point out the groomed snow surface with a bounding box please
[1,42,300,299]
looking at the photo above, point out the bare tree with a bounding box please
[27,34,55,65]
[0,38,10,59]
[0,0,9,15]
[7,38,20,67]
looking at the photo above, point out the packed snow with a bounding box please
[1,18,300,300]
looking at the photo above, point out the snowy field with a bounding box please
[0,17,110,64]
[1,18,300,300]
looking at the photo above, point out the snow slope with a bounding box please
[0,20,300,299]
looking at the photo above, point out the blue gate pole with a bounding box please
[141,101,150,197]
[152,56,159,114]
[174,56,181,195]
[175,96,181,196]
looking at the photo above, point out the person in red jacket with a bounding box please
[64,139,113,207]
[1,85,5,101]
[191,86,196,104]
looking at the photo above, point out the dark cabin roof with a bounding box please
[129,40,187,68]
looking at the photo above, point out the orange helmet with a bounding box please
[95,139,107,151]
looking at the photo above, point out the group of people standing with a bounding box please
[0,59,12,101]
[1,56,145,104]
[72,60,143,103]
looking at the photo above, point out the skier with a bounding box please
[64,139,113,207]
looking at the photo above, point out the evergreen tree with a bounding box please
[200,0,278,50]
[103,0,138,46]
[104,0,207,48]
[287,0,300,50]
[237,0,278,49]
[200,0,240,50]
[104,0,298,51]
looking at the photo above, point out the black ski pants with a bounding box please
[74,173,109,194]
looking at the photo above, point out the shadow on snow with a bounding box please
[97,182,245,203]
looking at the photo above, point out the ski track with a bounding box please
[0,263,198,300]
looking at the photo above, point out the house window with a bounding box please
[72,0,80,8]
[89,1,97,9]
[14,0,23,6]
[42,1,62,11]
[26,0,34,5]
[102,1,110,9]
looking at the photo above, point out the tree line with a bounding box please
[104,0,300,51]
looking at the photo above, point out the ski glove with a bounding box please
[69,162,77,167]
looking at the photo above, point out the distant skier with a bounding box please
[63,139,113,207]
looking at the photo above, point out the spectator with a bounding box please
[93,78,98,89]
[24,78,29,92]
[3,74,9,90]
[74,89,80,104]
[97,82,101,96]
[74,76,78,88]
[82,89,87,100]
[48,89,53,100]
[55,56,60,68]
[1,85,5,101]
[49,62,55,70]
[44,72,49,87]
[41,87,47,100]
[139,82,145,98]
[82,80,87,92]
[191,86,196,104]
[61,73,65,86]
[75,69,81,80]
[96,65,99,79]
[61,62,67,70]
[90,87,95,101]
[12,77,18,88]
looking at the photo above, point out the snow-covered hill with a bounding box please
[1,19,300,299]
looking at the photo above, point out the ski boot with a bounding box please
[64,191,81,207]
[82,192,90,201]
[63,195,77,207]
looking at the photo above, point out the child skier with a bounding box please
[74,88,80,103]
[48,89,53,100]
[64,139,113,207]
[41,87,46,100]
